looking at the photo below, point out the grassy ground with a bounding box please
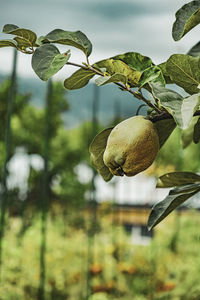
[0,207,200,300]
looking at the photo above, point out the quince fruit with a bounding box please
[103,116,159,176]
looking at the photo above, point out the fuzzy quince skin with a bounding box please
[103,116,159,177]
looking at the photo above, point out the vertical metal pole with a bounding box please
[0,49,17,280]
[38,79,52,300]
[86,84,100,299]
[111,100,121,295]
[91,84,99,243]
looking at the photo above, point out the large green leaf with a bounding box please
[2,24,37,47]
[150,83,183,127]
[94,59,141,87]
[193,116,200,143]
[139,66,165,88]
[181,116,199,148]
[154,119,176,148]
[41,29,92,57]
[89,128,113,182]
[14,37,32,49]
[166,54,200,94]
[32,44,70,81]
[151,83,200,129]
[112,52,153,72]
[172,0,200,41]
[147,183,200,230]
[64,68,95,90]
[0,39,18,48]
[95,73,127,86]
[187,41,200,57]
[158,62,174,84]
[157,172,200,188]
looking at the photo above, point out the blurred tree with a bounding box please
[0,80,91,225]
[0,79,30,173]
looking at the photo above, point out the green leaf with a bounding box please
[35,36,46,47]
[157,172,200,188]
[166,54,200,94]
[154,119,176,148]
[181,95,200,129]
[139,66,165,88]
[0,39,18,48]
[2,24,37,47]
[181,116,199,148]
[150,83,183,126]
[41,29,92,57]
[158,62,174,84]
[94,59,141,87]
[151,83,200,129]
[95,73,127,86]
[89,128,114,182]
[2,24,18,32]
[64,68,95,90]
[32,44,70,81]
[193,116,200,143]
[112,52,153,72]
[187,41,200,57]
[147,183,200,230]
[14,37,32,49]
[172,0,200,41]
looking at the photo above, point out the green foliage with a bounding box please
[94,58,141,87]
[172,0,200,41]
[112,52,153,72]
[139,66,165,88]
[154,119,176,148]
[188,41,200,57]
[150,83,200,129]
[0,80,90,215]
[181,116,199,148]
[32,44,70,81]
[166,54,200,95]
[2,24,37,53]
[148,184,200,230]
[1,0,200,227]
[157,172,200,188]
[0,39,18,49]
[64,68,95,90]
[95,73,127,86]
[89,128,113,182]
[193,116,200,142]
[40,28,92,56]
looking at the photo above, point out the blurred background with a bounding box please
[1,1,200,300]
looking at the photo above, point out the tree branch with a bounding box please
[149,110,200,123]
[66,61,161,113]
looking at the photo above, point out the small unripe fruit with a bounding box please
[103,116,159,177]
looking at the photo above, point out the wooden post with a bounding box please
[0,49,17,280]
[38,79,52,300]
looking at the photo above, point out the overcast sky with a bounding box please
[0,0,200,79]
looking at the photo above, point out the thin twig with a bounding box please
[66,61,161,113]
[150,110,200,123]
[136,104,147,115]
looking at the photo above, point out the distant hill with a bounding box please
[0,74,147,128]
